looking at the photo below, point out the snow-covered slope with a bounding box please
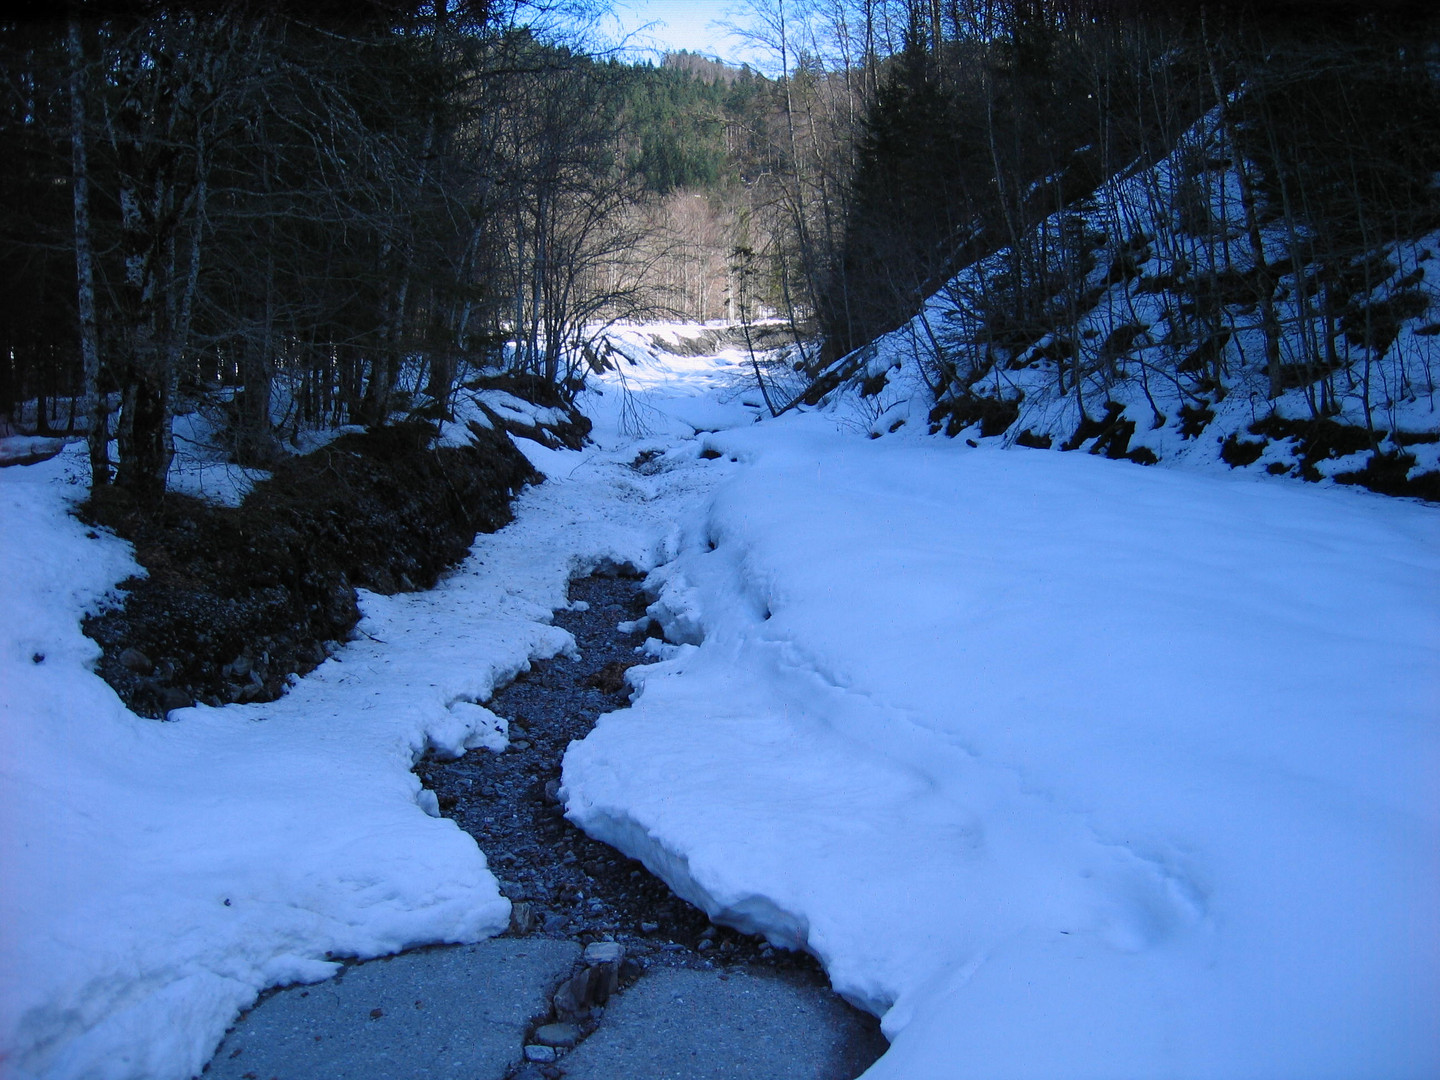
[812,109,1439,500]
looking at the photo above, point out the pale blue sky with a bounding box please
[607,1,752,65]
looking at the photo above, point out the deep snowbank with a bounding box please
[0,450,526,1080]
[563,416,1440,1078]
[0,357,739,1080]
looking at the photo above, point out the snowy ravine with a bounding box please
[3,324,1438,1079]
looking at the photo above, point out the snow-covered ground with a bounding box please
[3,327,1436,1079]
[0,339,757,1080]
[565,414,1440,1078]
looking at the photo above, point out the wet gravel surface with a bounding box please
[415,571,837,979]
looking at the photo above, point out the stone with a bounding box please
[544,778,562,803]
[508,901,535,935]
[159,687,192,714]
[559,967,889,1080]
[228,654,252,679]
[533,1023,580,1048]
[551,969,595,1020]
[237,682,267,704]
[202,938,581,1080]
[119,648,152,674]
[583,942,625,966]
[524,1045,557,1063]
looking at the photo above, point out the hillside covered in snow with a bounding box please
[809,99,1440,500]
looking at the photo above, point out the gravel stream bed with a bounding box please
[415,571,887,1074]
[417,570,829,973]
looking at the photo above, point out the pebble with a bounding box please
[584,942,625,966]
[524,1044,558,1063]
[534,1022,580,1047]
[119,648,152,674]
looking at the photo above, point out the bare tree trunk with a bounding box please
[1204,32,1282,399]
[68,20,109,490]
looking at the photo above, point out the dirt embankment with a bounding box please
[83,421,539,717]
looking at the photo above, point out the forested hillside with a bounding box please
[0,5,793,500]
[696,0,1439,499]
[2,0,1436,503]
[798,1,1440,499]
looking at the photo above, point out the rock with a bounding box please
[543,778,562,803]
[542,914,569,934]
[159,687,192,714]
[119,648,153,674]
[559,967,889,1080]
[227,654,252,679]
[203,938,580,1080]
[582,941,624,1001]
[551,969,593,1020]
[640,921,659,934]
[524,1044,557,1063]
[552,955,623,1022]
[508,902,535,935]
[582,660,638,694]
[237,682,267,704]
[583,942,624,966]
[534,1023,580,1048]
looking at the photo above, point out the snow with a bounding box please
[4,324,1437,1079]
[0,337,745,1080]
[825,106,1440,485]
[562,416,1440,1078]
[166,409,271,506]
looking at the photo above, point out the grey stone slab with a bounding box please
[202,938,580,1080]
[559,967,888,1080]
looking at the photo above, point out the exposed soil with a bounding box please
[82,420,539,717]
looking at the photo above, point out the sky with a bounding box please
[604,1,756,66]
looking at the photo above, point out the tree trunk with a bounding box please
[68,20,109,490]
